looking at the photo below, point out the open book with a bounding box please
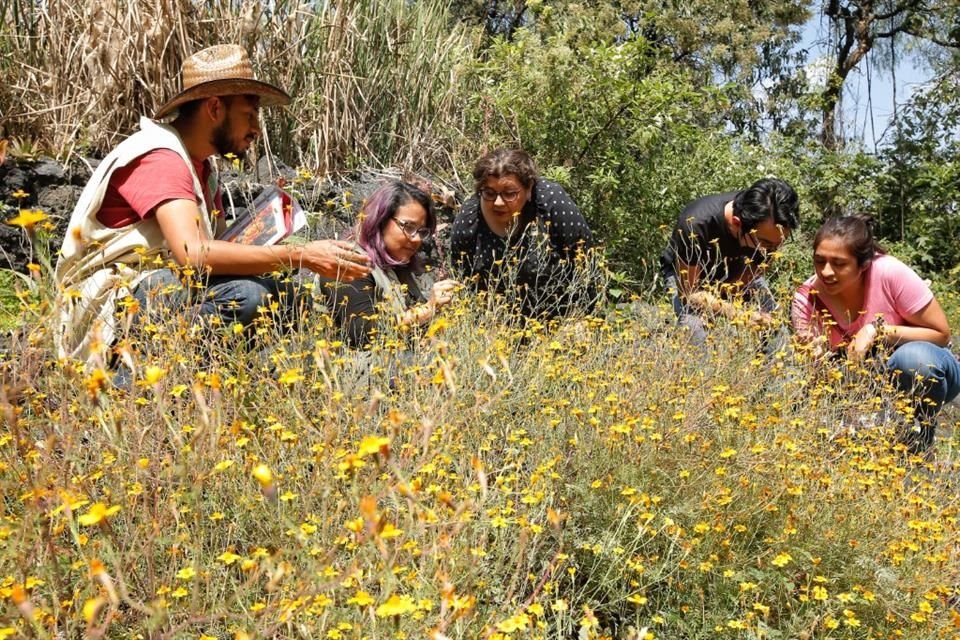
[218,186,308,245]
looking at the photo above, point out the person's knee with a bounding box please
[132,269,186,321]
[679,313,708,346]
[204,278,273,325]
[745,277,776,313]
[886,342,940,378]
[210,277,302,326]
[886,342,948,400]
[134,269,181,302]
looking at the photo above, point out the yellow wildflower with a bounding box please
[375,594,417,617]
[771,552,792,567]
[6,209,48,229]
[175,566,196,580]
[347,590,374,606]
[252,464,274,487]
[78,502,121,526]
[358,435,390,457]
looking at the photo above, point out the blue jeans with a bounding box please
[132,268,303,333]
[110,269,304,389]
[886,341,960,451]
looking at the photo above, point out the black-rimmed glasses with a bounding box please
[479,188,522,203]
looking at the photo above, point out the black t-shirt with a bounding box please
[659,191,749,284]
[449,178,595,318]
[316,265,424,349]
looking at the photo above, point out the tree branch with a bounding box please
[875,0,922,22]
[904,29,960,48]
[874,22,912,40]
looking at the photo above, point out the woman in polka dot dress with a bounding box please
[449,149,597,319]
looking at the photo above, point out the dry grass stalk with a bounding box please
[0,0,473,174]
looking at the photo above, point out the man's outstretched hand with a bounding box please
[301,240,371,281]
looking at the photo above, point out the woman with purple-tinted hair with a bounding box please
[317,180,459,348]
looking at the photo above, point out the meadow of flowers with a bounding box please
[1,198,959,640]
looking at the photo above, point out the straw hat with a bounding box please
[154,44,290,120]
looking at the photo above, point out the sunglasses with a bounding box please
[392,217,432,241]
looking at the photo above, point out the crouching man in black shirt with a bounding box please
[659,178,799,345]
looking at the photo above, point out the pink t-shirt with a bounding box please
[96,149,222,228]
[792,254,934,350]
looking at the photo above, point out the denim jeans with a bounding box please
[131,269,303,329]
[885,341,960,451]
[665,274,777,346]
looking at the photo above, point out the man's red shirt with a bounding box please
[96,149,222,229]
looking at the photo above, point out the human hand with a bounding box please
[848,323,878,362]
[301,240,371,281]
[749,310,774,329]
[429,279,460,308]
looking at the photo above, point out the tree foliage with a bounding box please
[455,22,791,275]
[817,0,960,149]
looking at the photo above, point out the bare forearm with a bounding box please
[176,240,303,275]
[881,324,950,348]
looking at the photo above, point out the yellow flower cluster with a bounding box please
[0,243,957,639]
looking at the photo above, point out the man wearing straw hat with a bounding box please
[56,44,370,366]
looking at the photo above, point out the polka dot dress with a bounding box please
[449,178,594,317]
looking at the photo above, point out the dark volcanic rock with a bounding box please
[0,161,30,201]
[0,156,464,274]
[31,158,65,186]
[0,225,32,272]
[38,185,82,221]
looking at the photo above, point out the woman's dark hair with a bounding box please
[472,149,538,192]
[357,181,435,268]
[813,215,885,266]
[733,177,800,232]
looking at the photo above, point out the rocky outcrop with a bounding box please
[0,155,459,274]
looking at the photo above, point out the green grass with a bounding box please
[0,269,26,331]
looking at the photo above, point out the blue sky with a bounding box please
[798,10,931,150]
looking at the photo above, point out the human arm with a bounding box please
[848,259,951,358]
[882,297,951,346]
[514,180,599,316]
[848,298,951,360]
[790,283,831,357]
[155,199,370,280]
[541,181,593,257]
[680,261,772,327]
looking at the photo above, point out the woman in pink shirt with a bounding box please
[792,215,960,454]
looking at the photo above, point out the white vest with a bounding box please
[55,117,216,364]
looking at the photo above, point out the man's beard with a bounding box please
[211,117,244,156]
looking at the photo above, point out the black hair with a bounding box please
[172,95,252,121]
[813,215,885,266]
[174,99,204,121]
[733,177,799,232]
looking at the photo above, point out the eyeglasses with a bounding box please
[392,218,432,241]
[742,227,788,254]
[479,188,523,203]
